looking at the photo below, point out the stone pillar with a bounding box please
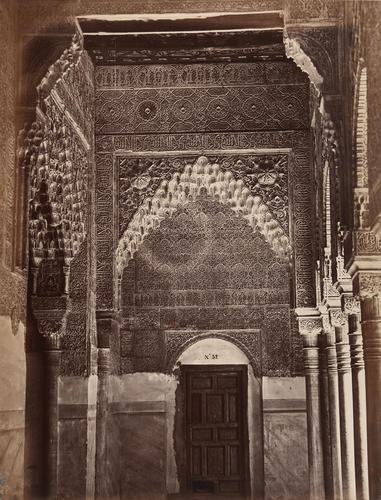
[32,307,66,499]
[335,326,356,500]
[360,290,381,500]
[95,311,119,499]
[43,334,61,499]
[303,332,325,500]
[319,333,333,499]
[95,346,110,499]
[325,331,343,500]
[297,309,325,500]
[348,314,369,500]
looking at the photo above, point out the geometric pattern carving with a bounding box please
[94,55,314,310]
[96,85,309,134]
[94,130,315,309]
[121,198,291,376]
[116,156,290,276]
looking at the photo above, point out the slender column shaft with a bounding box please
[348,314,369,500]
[326,332,343,500]
[319,334,333,500]
[94,309,120,499]
[95,347,110,499]
[335,326,356,500]
[43,337,61,499]
[361,295,381,500]
[303,338,325,500]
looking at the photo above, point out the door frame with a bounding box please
[179,364,251,497]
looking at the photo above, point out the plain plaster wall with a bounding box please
[0,317,26,499]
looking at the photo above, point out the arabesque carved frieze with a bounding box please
[95,61,307,89]
[97,131,309,153]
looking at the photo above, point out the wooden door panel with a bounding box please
[217,375,238,389]
[185,365,248,497]
[192,376,213,389]
[229,445,240,475]
[206,446,225,476]
[228,394,238,423]
[191,393,202,423]
[192,446,202,475]
[206,394,224,423]
[192,428,213,441]
[218,427,239,441]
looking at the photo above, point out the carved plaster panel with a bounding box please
[95,131,314,310]
[118,153,289,237]
[95,85,309,134]
[121,199,292,376]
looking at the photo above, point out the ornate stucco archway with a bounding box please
[116,155,291,278]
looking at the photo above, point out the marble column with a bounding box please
[95,346,110,499]
[43,334,61,499]
[348,314,369,500]
[319,333,333,499]
[361,292,381,500]
[95,311,119,499]
[325,331,343,500]
[335,326,356,500]
[302,332,325,499]
[32,299,67,499]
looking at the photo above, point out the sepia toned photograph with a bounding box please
[0,0,380,498]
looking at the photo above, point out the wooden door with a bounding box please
[184,365,249,497]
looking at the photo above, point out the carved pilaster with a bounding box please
[348,314,369,500]
[297,309,325,499]
[335,326,356,500]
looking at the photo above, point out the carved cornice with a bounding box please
[85,30,285,66]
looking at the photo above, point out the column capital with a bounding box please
[343,296,361,316]
[356,273,381,300]
[31,295,68,349]
[295,308,323,337]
